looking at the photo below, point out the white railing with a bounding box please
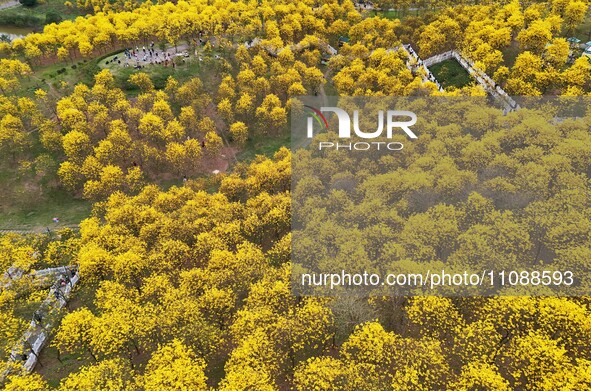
[403,44,444,92]
[420,48,519,112]
[2,269,79,379]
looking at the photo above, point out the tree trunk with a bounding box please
[88,347,98,362]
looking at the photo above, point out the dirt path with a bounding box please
[0,225,79,235]
[319,68,331,106]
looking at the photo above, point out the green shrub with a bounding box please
[19,0,37,7]
[45,10,62,24]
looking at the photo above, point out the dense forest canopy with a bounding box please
[293,97,591,297]
[0,0,590,389]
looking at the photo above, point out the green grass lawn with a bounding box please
[98,49,209,91]
[4,73,88,233]
[17,43,220,98]
[0,159,91,231]
[0,187,90,231]
[323,80,338,96]
[367,10,400,19]
[429,58,473,90]
[320,66,338,96]
[0,0,83,27]
[367,6,441,19]
[93,45,225,93]
[0,136,90,231]
[35,283,98,388]
[14,59,100,100]
[236,127,291,163]
[572,13,591,43]
[36,347,93,388]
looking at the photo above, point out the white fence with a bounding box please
[422,49,520,112]
[2,266,75,290]
[403,44,444,92]
[2,268,79,379]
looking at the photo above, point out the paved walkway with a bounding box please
[2,266,74,290]
[0,0,20,10]
[0,229,40,235]
[0,225,80,235]
[101,42,193,71]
